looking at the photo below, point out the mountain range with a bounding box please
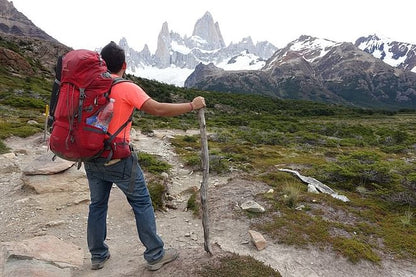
[1,0,415,109]
[185,35,416,109]
[114,11,277,86]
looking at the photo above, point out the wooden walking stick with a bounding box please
[198,108,213,255]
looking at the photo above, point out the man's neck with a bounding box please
[115,70,124,77]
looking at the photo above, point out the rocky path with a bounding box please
[1,131,416,276]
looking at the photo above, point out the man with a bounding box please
[84,41,206,271]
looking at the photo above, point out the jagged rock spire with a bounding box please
[192,11,225,50]
[155,22,172,68]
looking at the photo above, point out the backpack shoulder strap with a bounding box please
[107,76,135,140]
[112,77,132,86]
[106,77,132,98]
[103,77,135,162]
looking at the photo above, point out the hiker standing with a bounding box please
[85,41,206,271]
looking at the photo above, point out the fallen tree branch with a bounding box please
[278,168,349,202]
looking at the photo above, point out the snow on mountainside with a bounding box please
[216,50,266,70]
[355,34,416,73]
[119,11,277,87]
[263,35,341,71]
[127,50,264,86]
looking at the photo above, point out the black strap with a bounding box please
[106,112,134,143]
[78,88,86,123]
[128,147,138,193]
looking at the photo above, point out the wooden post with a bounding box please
[43,104,49,142]
[198,108,213,255]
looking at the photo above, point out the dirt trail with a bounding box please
[1,131,416,276]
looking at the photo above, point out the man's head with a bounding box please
[101,41,125,73]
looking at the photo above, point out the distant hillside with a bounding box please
[0,0,70,73]
[185,36,416,110]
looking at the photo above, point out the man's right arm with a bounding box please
[140,97,206,117]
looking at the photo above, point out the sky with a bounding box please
[9,0,416,53]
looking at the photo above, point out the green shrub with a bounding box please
[148,180,166,211]
[209,154,230,174]
[0,140,9,154]
[183,135,197,143]
[282,184,301,208]
[332,237,380,264]
[0,122,41,139]
[138,152,171,174]
[400,210,414,227]
[184,155,201,168]
[320,151,400,191]
[186,190,201,217]
[258,171,301,188]
[199,253,281,277]
[1,96,45,110]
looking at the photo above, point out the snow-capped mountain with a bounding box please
[120,11,277,86]
[355,34,416,73]
[185,35,416,109]
[263,35,341,71]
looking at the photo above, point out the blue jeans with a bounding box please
[84,153,164,263]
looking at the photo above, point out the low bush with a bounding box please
[138,152,171,174]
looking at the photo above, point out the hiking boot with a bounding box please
[91,253,110,270]
[146,248,179,271]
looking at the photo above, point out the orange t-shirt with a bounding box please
[107,79,150,142]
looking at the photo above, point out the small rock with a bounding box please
[2,152,16,159]
[14,197,31,204]
[295,204,305,211]
[27,120,39,125]
[14,149,28,155]
[248,230,267,250]
[240,200,265,213]
[45,220,65,227]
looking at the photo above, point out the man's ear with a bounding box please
[122,62,127,70]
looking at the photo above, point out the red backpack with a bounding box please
[49,49,132,162]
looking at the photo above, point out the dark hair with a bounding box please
[100,41,125,73]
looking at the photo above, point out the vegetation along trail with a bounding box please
[1,119,416,276]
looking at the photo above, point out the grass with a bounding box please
[332,237,380,264]
[147,179,166,211]
[135,152,171,210]
[186,189,201,217]
[137,152,172,174]
[199,253,281,277]
[282,184,301,208]
[400,209,414,227]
